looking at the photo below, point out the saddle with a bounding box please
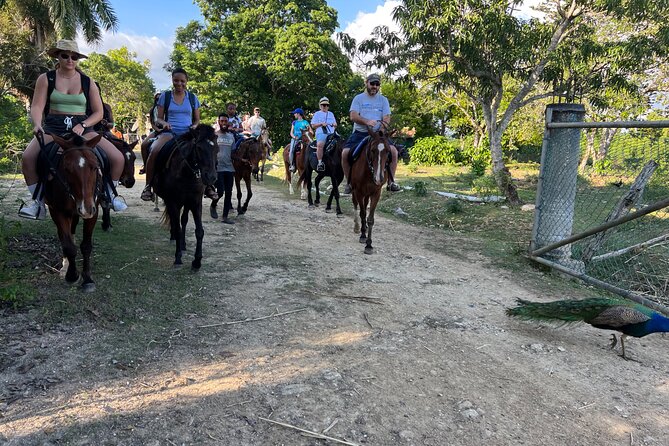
[35,139,111,202]
[347,136,371,165]
[154,138,179,173]
[307,133,341,171]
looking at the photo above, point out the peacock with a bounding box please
[506,297,669,359]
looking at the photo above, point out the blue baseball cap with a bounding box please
[291,108,305,116]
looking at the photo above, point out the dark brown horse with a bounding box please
[283,132,311,198]
[42,133,103,292]
[232,135,264,215]
[298,133,344,215]
[100,133,137,231]
[349,127,392,254]
[152,124,217,269]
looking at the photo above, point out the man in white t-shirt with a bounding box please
[341,73,400,193]
[247,107,272,160]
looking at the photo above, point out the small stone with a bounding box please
[557,346,566,352]
[530,343,544,352]
[458,400,473,410]
[461,409,480,419]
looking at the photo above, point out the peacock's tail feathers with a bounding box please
[506,298,634,325]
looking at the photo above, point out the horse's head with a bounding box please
[105,135,138,188]
[366,126,392,186]
[49,132,102,219]
[178,124,218,186]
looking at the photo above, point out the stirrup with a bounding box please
[141,186,154,201]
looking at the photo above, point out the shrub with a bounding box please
[472,175,499,196]
[409,136,464,166]
[444,198,464,214]
[414,181,427,196]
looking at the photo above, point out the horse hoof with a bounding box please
[65,273,79,283]
[153,207,160,212]
[359,236,367,244]
[364,247,374,255]
[337,213,344,218]
[325,208,332,213]
[191,261,202,270]
[81,282,96,292]
[308,204,315,209]
[173,263,183,269]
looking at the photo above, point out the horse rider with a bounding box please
[140,92,162,174]
[19,39,127,219]
[311,97,337,172]
[248,107,272,160]
[141,68,217,201]
[288,107,311,172]
[341,73,401,194]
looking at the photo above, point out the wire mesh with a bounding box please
[533,124,669,307]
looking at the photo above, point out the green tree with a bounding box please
[167,0,357,146]
[351,1,669,204]
[80,47,155,134]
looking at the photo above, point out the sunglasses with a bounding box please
[321,104,329,107]
[59,53,80,61]
[369,81,380,86]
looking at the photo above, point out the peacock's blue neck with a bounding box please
[647,313,669,334]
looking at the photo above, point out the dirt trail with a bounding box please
[2,178,669,445]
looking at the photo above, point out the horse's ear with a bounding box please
[85,134,103,148]
[181,129,195,142]
[49,132,70,149]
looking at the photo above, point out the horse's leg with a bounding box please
[359,195,369,244]
[326,175,342,215]
[259,159,265,182]
[101,206,112,231]
[180,205,189,252]
[365,192,381,255]
[80,215,97,291]
[235,175,243,214]
[53,212,79,283]
[191,201,204,270]
[241,173,252,214]
[306,170,314,208]
[352,192,360,234]
[153,194,160,212]
[167,204,183,266]
[314,174,322,206]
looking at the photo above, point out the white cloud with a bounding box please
[77,30,174,90]
[339,1,402,74]
[513,0,547,20]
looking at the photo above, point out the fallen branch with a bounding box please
[259,417,360,446]
[434,191,505,203]
[307,291,384,305]
[198,308,307,328]
[119,257,142,271]
[591,233,669,262]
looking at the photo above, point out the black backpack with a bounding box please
[43,70,110,131]
[162,90,197,122]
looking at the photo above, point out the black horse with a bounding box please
[298,132,344,215]
[152,124,218,269]
[100,133,137,231]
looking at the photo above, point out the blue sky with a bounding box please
[80,0,398,89]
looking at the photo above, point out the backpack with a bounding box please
[162,90,197,122]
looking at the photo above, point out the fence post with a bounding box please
[531,103,585,273]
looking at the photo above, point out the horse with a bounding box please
[298,132,344,215]
[152,124,218,269]
[254,128,272,182]
[99,132,137,231]
[40,132,103,292]
[232,135,265,215]
[349,127,392,254]
[282,132,311,198]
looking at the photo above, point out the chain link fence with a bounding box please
[529,104,669,312]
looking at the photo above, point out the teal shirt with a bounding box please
[293,119,310,138]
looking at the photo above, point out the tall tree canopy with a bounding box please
[168,0,357,145]
[79,47,155,133]
[352,0,669,203]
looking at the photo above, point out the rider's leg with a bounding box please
[289,139,295,168]
[142,133,172,200]
[18,135,53,219]
[316,134,326,171]
[140,132,155,171]
[92,135,128,211]
[341,147,351,194]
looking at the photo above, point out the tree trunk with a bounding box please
[596,128,617,161]
[579,129,596,171]
[489,129,522,205]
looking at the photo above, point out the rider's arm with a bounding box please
[30,74,48,132]
[350,110,375,127]
[192,107,201,128]
[290,123,296,139]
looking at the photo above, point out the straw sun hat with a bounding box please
[46,40,88,59]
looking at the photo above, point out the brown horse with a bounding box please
[152,124,218,269]
[254,128,272,182]
[100,132,137,231]
[232,135,264,215]
[282,132,311,198]
[349,127,392,254]
[42,133,103,292]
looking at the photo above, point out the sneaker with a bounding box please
[387,182,401,192]
[317,161,325,172]
[289,165,296,173]
[19,199,47,220]
[140,185,154,201]
[343,183,352,195]
[267,153,273,161]
[210,204,218,220]
[112,196,128,212]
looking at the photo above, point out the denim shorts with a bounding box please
[43,114,95,136]
[316,133,329,143]
[343,131,368,150]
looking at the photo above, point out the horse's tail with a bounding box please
[160,209,170,228]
